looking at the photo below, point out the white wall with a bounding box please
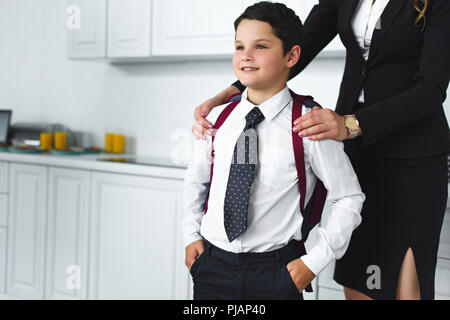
[0,0,448,159]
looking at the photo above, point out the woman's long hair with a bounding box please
[413,0,428,31]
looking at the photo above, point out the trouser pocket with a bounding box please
[189,252,206,278]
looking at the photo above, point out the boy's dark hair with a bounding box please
[234,1,303,56]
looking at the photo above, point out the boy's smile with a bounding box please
[233,19,300,104]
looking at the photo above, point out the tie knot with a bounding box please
[245,107,265,130]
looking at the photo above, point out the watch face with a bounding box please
[346,117,358,131]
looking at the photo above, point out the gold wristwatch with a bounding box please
[344,115,360,139]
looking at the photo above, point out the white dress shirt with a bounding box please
[352,0,390,103]
[182,86,365,276]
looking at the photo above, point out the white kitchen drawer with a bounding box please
[0,227,6,294]
[317,287,345,300]
[435,258,450,299]
[318,260,343,291]
[0,194,7,227]
[438,209,450,260]
[0,162,8,193]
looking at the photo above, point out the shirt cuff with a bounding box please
[183,232,203,248]
[300,236,335,276]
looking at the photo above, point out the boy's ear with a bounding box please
[285,45,301,69]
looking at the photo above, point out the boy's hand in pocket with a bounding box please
[286,258,316,292]
[185,240,205,270]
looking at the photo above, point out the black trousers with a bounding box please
[190,239,304,300]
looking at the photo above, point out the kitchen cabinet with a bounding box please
[0,228,7,294]
[107,0,152,58]
[88,171,188,299]
[435,202,450,300]
[0,152,448,300]
[318,260,343,292]
[0,195,7,228]
[151,0,250,57]
[7,164,47,299]
[151,0,344,58]
[68,0,343,60]
[436,259,450,300]
[0,161,8,296]
[318,287,345,300]
[0,162,8,193]
[45,167,90,300]
[438,204,450,260]
[66,0,107,59]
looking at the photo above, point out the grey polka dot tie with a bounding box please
[224,107,265,242]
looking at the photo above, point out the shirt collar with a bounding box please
[240,86,292,122]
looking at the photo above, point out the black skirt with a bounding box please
[333,136,448,300]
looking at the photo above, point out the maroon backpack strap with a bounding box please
[203,100,241,214]
[290,89,327,229]
[290,90,307,213]
[290,90,313,293]
[290,90,328,293]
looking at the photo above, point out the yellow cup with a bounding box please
[112,134,125,154]
[54,132,67,150]
[40,132,52,150]
[105,133,114,153]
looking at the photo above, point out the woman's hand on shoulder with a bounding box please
[293,107,349,142]
[192,96,221,140]
[193,85,242,140]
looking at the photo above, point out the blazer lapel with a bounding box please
[343,0,365,63]
[367,0,408,63]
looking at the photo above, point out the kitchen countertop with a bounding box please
[0,152,449,201]
[0,151,187,180]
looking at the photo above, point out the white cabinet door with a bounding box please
[318,260,344,292]
[88,172,188,299]
[107,0,152,58]
[438,208,450,260]
[66,0,107,59]
[0,194,7,227]
[152,0,343,57]
[7,164,47,299]
[0,162,8,193]
[152,0,252,57]
[45,168,90,300]
[435,258,450,300]
[0,227,7,294]
[318,287,346,300]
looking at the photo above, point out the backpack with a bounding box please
[203,90,328,292]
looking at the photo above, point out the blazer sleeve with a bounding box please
[355,0,450,147]
[232,0,338,92]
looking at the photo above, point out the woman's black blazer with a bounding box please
[290,0,450,159]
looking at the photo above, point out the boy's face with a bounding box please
[233,19,295,91]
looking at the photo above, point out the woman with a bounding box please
[192,0,450,300]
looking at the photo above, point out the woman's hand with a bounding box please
[192,85,241,140]
[292,107,349,142]
[192,97,221,140]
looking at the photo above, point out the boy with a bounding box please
[182,1,365,300]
